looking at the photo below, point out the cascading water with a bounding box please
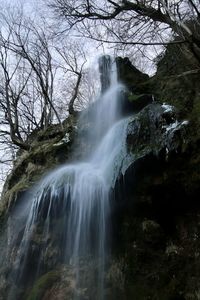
[7,56,129,300]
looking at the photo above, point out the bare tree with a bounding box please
[0,30,31,150]
[0,8,88,161]
[0,11,86,132]
[0,5,94,192]
[55,41,87,115]
[3,15,62,127]
[49,0,200,65]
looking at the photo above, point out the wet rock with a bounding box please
[0,115,77,221]
[127,93,153,113]
[115,57,153,115]
[115,57,149,91]
[121,102,188,177]
[111,99,200,300]
[165,243,181,256]
[27,270,62,300]
[142,219,163,245]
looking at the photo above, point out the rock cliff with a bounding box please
[0,53,200,300]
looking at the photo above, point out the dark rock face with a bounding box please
[110,104,200,300]
[126,93,153,113]
[116,57,149,91]
[148,40,200,136]
[126,103,186,156]
[115,57,153,114]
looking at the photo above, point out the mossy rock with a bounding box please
[148,40,200,137]
[128,93,153,112]
[0,116,77,221]
[27,270,61,300]
[156,41,198,77]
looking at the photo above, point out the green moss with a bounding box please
[27,270,61,300]
[0,180,30,221]
[190,98,200,134]
[126,283,150,300]
[128,93,146,102]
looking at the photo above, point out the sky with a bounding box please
[1,0,43,9]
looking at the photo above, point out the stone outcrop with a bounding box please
[109,101,200,299]
[0,115,77,222]
[1,53,200,300]
[116,57,149,91]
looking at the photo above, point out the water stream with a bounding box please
[8,56,129,300]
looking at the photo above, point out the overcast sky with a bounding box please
[0,0,49,22]
[1,0,42,9]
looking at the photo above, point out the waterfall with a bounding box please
[8,56,129,300]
